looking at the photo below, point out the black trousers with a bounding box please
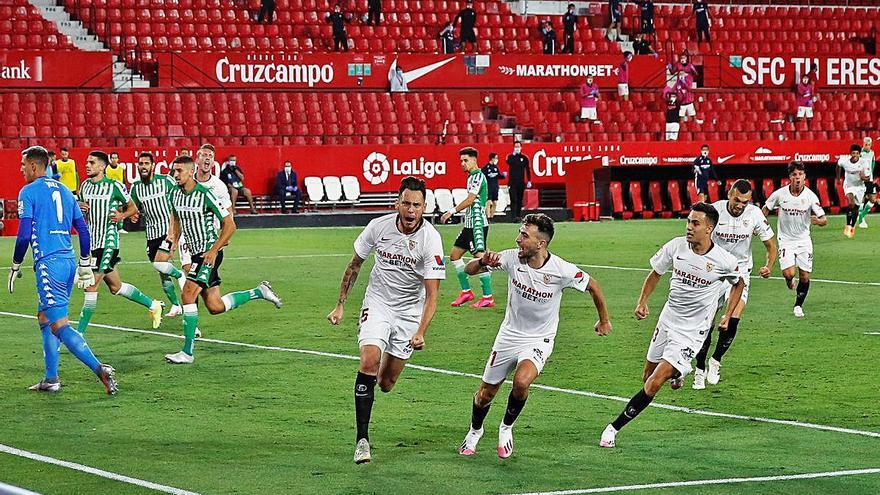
[562,32,575,53]
[368,6,381,25]
[697,26,711,43]
[640,17,654,34]
[277,188,301,213]
[257,1,275,23]
[509,182,526,220]
[334,34,349,51]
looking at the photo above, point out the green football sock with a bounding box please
[182,304,199,356]
[453,259,471,291]
[220,288,262,312]
[858,202,871,223]
[161,277,181,307]
[479,271,493,297]
[77,292,98,334]
[116,282,154,308]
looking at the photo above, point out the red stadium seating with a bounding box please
[667,180,684,216]
[648,181,672,218]
[815,177,839,214]
[609,181,633,219]
[629,181,652,218]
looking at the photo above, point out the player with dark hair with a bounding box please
[10,146,117,394]
[600,203,743,447]
[76,150,164,334]
[693,144,717,203]
[693,180,777,389]
[441,147,495,308]
[763,162,827,318]
[130,151,186,318]
[163,155,281,365]
[482,152,505,219]
[837,143,870,238]
[327,176,445,464]
[459,213,611,458]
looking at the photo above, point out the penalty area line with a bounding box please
[0,443,201,495]
[501,467,880,495]
[1,311,878,440]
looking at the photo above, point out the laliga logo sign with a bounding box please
[363,152,447,185]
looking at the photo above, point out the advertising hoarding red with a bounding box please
[706,55,880,88]
[0,50,113,88]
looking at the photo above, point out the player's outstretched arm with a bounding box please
[759,237,777,278]
[465,251,501,275]
[587,277,612,336]
[327,253,365,325]
[634,270,662,320]
[411,279,440,350]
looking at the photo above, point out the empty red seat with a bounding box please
[609,181,633,220]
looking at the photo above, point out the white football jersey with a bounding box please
[489,249,591,345]
[764,186,825,243]
[354,213,446,312]
[650,237,741,333]
[198,174,232,211]
[837,156,870,189]
[711,200,774,270]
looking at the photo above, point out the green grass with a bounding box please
[1,217,879,495]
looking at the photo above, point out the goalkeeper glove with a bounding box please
[76,257,95,289]
[8,262,21,293]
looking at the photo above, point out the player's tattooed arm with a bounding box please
[719,278,745,330]
[328,253,365,325]
[465,251,501,275]
[634,270,662,320]
[760,237,777,278]
[587,277,612,336]
[412,279,440,350]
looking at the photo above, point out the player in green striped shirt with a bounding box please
[76,151,164,333]
[858,136,877,228]
[130,151,186,317]
[440,147,494,308]
[163,155,282,365]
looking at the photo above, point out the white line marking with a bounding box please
[865,332,880,335]
[502,468,880,495]
[2,311,878,440]
[502,467,880,495]
[4,254,879,287]
[0,444,201,495]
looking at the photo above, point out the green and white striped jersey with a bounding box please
[464,168,488,229]
[130,174,175,241]
[169,183,229,255]
[78,177,130,250]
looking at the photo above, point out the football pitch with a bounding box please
[1,217,878,495]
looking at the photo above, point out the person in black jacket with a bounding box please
[562,4,577,54]
[693,144,718,202]
[367,0,381,26]
[439,20,456,54]
[482,153,506,218]
[540,20,557,55]
[326,4,350,52]
[454,0,477,53]
[694,0,711,44]
[505,141,532,221]
[257,0,275,24]
[275,161,301,214]
[637,0,654,34]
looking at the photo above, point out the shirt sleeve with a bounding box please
[204,190,230,220]
[563,262,591,293]
[112,181,131,203]
[764,189,779,210]
[649,239,676,275]
[810,192,826,217]
[421,230,447,280]
[752,208,775,241]
[353,220,378,260]
[466,173,483,195]
[17,188,34,219]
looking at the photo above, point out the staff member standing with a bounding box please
[561,4,577,54]
[56,146,79,194]
[326,4,350,52]
[482,153,506,219]
[506,141,532,222]
[694,0,711,45]
[693,144,717,203]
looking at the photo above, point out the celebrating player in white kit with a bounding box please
[458,213,612,459]
[327,177,446,465]
[837,143,871,238]
[600,203,743,448]
[693,180,777,389]
[763,162,827,318]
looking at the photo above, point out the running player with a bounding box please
[327,177,445,464]
[692,180,777,389]
[130,151,185,317]
[458,214,611,459]
[10,146,117,394]
[440,147,494,308]
[763,162,827,318]
[599,203,743,448]
[858,137,876,229]
[163,156,282,365]
[76,151,163,334]
[837,144,870,238]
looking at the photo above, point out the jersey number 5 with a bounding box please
[360,308,369,323]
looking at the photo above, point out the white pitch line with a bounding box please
[1,311,878,440]
[866,332,880,336]
[502,467,880,495]
[0,444,201,495]
[3,253,879,287]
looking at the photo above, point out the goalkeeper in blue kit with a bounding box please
[9,146,117,394]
